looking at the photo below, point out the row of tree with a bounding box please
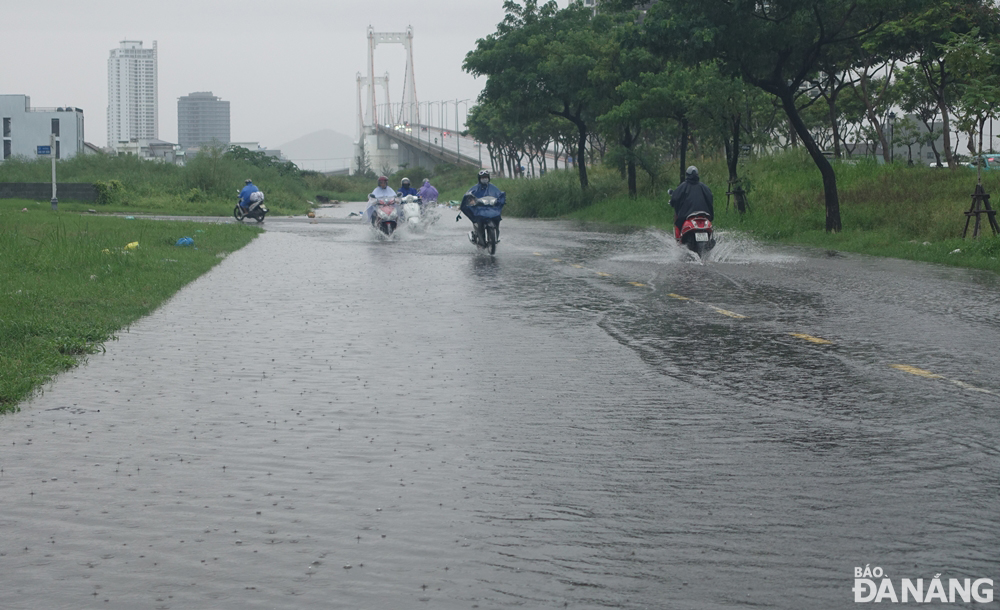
[462,0,1000,231]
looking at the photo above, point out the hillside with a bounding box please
[278,129,355,173]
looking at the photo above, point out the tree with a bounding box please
[877,0,999,169]
[941,29,1000,182]
[638,0,923,232]
[894,64,947,165]
[464,1,613,189]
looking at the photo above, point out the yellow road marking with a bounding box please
[790,333,833,345]
[890,364,995,395]
[711,307,747,319]
[667,293,690,300]
[596,272,611,277]
[572,264,584,268]
[533,252,542,256]
[628,282,647,287]
[890,364,942,379]
[552,258,562,262]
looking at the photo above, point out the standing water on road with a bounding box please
[1,215,997,609]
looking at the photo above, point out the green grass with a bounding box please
[0,206,261,412]
[1,152,314,216]
[515,152,1000,274]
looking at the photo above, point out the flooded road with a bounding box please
[2,205,998,609]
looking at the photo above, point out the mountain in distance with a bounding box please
[278,129,355,173]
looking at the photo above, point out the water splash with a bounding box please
[706,231,800,265]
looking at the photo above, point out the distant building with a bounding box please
[115,138,180,164]
[585,0,655,19]
[107,40,158,149]
[229,142,285,160]
[1,94,85,161]
[177,92,230,150]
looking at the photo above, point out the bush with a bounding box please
[94,180,126,205]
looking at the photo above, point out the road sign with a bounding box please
[37,145,51,155]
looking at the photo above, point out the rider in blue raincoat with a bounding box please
[460,170,506,242]
[238,179,259,210]
[397,177,419,197]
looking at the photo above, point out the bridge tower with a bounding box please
[352,26,419,176]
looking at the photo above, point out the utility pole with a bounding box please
[50,133,58,211]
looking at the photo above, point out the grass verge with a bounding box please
[1,206,261,412]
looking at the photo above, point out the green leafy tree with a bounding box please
[877,0,1000,169]
[941,29,1000,182]
[464,1,612,189]
[638,0,924,231]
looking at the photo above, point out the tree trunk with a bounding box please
[726,116,748,214]
[828,86,842,159]
[551,106,589,189]
[780,90,841,232]
[622,125,637,198]
[679,116,689,185]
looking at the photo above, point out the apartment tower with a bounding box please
[107,40,158,148]
[177,92,230,149]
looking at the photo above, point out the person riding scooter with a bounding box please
[397,177,419,198]
[238,179,260,211]
[668,166,714,240]
[460,169,506,243]
[365,175,397,226]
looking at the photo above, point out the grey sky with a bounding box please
[3,0,542,149]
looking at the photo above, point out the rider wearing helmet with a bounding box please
[460,169,507,243]
[418,178,439,203]
[668,166,714,239]
[397,177,419,197]
[366,175,398,225]
[238,179,260,210]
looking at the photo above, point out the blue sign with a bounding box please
[37,145,51,155]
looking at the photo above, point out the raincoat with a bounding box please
[366,186,398,223]
[668,174,714,229]
[418,183,439,201]
[238,183,260,209]
[460,182,506,223]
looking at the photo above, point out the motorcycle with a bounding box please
[234,190,267,223]
[370,196,400,236]
[399,194,424,229]
[457,194,504,255]
[678,212,716,258]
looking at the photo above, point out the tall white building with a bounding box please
[107,40,158,149]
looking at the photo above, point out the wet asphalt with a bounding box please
[1,202,998,609]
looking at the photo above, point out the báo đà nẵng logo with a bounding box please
[854,565,994,603]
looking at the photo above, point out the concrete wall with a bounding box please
[0,183,97,202]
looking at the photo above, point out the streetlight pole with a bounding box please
[50,133,57,211]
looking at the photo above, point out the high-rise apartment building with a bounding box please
[177,92,230,149]
[107,40,158,148]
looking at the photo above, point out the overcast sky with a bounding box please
[3,0,558,150]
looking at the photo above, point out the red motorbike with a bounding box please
[371,197,400,237]
[677,212,715,258]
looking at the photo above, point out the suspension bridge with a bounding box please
[353,26,483,176]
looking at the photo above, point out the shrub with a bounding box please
[94,180,126,205]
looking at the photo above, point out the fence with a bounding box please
[0,183,97,202]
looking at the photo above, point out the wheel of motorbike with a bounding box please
[255,212,265,223]
[233,206,245,221]
[485,224,497,255]
[695,241,709,259]
[475,223,487,248]
[381,222,394,237]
